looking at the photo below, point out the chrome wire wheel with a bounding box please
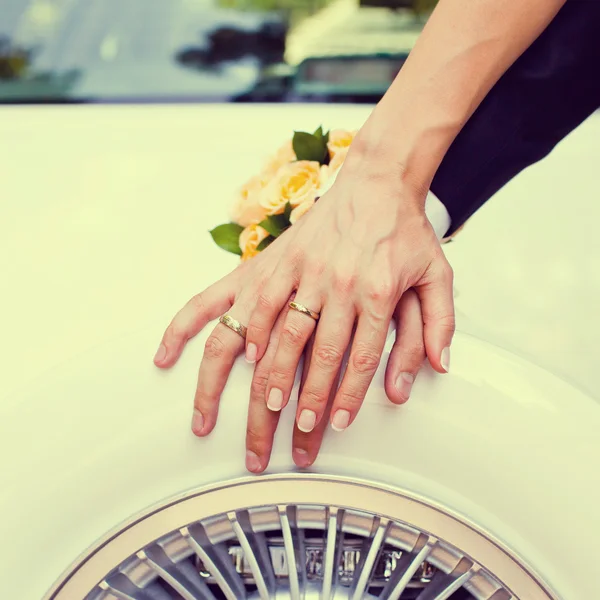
[46,475,556,600]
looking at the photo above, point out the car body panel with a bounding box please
[1,104,599,599]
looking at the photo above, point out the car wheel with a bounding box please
[2,325,598,600]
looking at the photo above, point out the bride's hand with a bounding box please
[153,146,454,471]
[240,150,455,436]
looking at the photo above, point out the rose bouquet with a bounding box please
[209,127,355,261]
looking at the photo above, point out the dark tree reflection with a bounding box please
[0,36,31,80]
[176,20,287,72]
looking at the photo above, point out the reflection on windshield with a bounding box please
[0,0,434,103]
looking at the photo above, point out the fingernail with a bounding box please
[298,409,316,433]
[246,343,257,364]
[396,372,414,400]
[191,409,204,435]
[331,409,350,432]
[267,388,284,411]
[246,450,262,473]
[293,448,310,468]
[154,344,166,364]
[441,346,451,372]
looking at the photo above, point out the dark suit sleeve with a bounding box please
[430,0,600,236]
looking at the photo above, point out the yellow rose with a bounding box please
[230,174,270,227]
[239,224,269,262]
[259,160,322,215]
[262,140,296,177]
[289,198,315,224]
[327,129,356,160]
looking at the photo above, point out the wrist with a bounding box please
[351,102,462,197]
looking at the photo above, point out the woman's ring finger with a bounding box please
[289,301,320,321]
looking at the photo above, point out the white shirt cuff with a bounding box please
[425,191,451,240]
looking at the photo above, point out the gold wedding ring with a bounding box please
[218,314,248,339]
[289,301,320,321]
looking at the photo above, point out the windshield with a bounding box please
[0,0,436,103]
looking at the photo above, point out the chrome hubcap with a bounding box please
[45,475,556,600]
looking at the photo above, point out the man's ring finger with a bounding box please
[289,301,320,321]
[219,314,248,339]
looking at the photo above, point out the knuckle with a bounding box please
[193,389,214,412]
[365,278,395,304]
[256,293,274,311]
[203,335,226,360]
[439,314,456,335]
[350,348,381,374]
[281,321,305,346]
[337,389,364,410]
[425,311,456,335]
[313,344,344,369]
[250,370,270,400]
[246,426,270,456]
[300,388,328,408]
[247,322,268,341]
[332,271,357,295]
[190,292,206,313]
[166,322,186,343]
[401,342,426,363]
[268,366,291,385]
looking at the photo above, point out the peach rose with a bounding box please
[327,145,349,174]
[289,198,315,224]
[259,160,322,215]
[262,140,296,177]
[230,174,271,227]
[239,224,269,262]
[327,129,355,160]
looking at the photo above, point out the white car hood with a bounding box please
[0,103,599,402]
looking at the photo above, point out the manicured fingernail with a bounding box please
[267,388,284,411]
[293,448,310,467]
[246,450,262,473]
[331,409,350,432]
[246,343,257,363]
[154,344,166,364]
[396,372,414,400]
[441,347,450,372]
[298,409,316,433]
[191,409,204,435]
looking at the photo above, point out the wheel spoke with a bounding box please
[350,517,389,600]
[227,510,276,600]
[182,523,246,600]
[381,536,436,600]
[137,544,216,600]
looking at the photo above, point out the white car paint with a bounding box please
[0,104,598,599]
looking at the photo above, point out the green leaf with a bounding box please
[258,212,290,237]
[283,201,292,221]
[257,236,275,251]
[292,130,328,164]
[313,125,330,145]
[209,223,244,256]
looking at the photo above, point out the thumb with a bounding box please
[415,257,455,373]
